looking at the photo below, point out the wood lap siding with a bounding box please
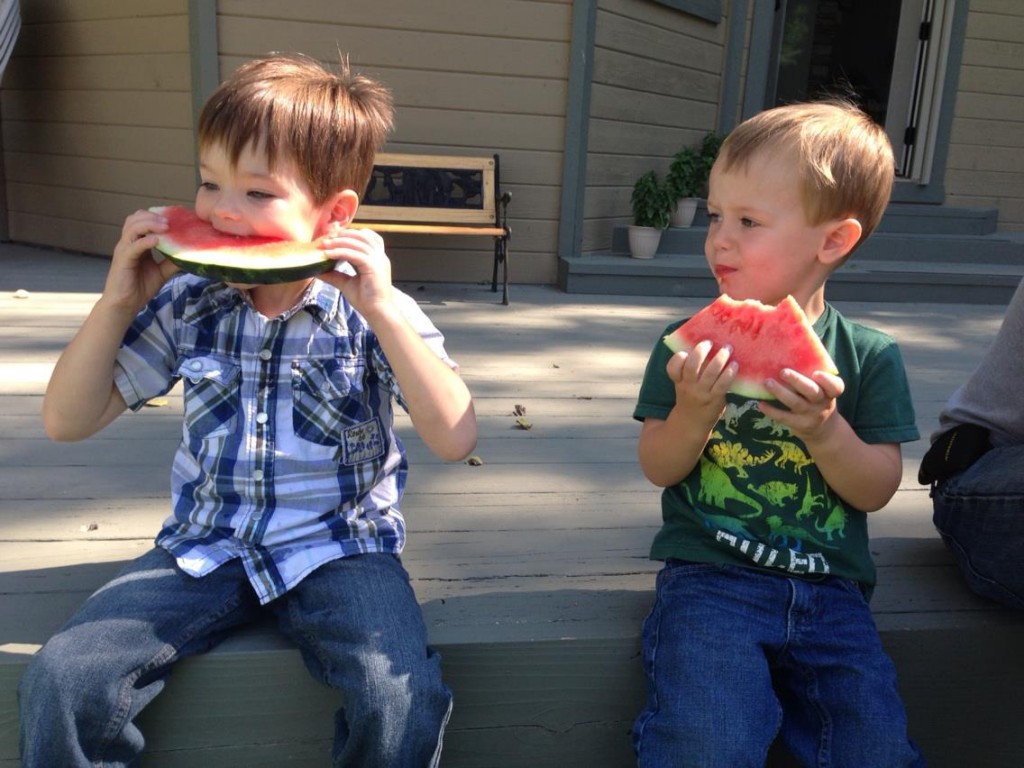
[217,0,574,286]
[582,0,727,254]
[946,0,1024,232]
[1,1,195,256]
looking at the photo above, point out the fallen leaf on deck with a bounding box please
[466,455,484,466]
[514,417,533,430]
[512,404,526,416]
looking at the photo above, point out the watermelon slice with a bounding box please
[150,205,332,284]
[663,294,838,400]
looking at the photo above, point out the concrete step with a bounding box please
[664,202,1000,238]
[562,224,1024,304]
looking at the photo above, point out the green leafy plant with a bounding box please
[631,170,671,229]
[666,131,724,200]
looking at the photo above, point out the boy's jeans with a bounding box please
[632,561,924,768]
[18,547,451,768]
[932,444,1024,610]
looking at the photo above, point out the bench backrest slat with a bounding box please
[356,152,498,227]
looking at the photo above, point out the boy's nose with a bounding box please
[707,223,731,251]
[211,197,242,223]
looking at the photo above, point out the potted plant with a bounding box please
[629,170,671,259]
[666,132,723,227]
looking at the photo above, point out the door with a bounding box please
[766,0,954,184]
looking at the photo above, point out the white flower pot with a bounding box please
[628,225,663,260]
[670,197,699,228]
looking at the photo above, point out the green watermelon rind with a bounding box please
[158,249,334,285]
[150,206,333,285]
[663,295,837,401]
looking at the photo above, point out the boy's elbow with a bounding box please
[42,415,83,443]
[439,426,478,462]
[432,413,478,462]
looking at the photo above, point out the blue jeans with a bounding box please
[18,547,451,768]
[932,444,1024,609]
[632,562,923,768]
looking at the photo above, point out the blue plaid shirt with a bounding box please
[114,274,454,604]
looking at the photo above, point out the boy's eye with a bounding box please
[248,190,275,200]
[706,212,721,223]
[740,217,757,228]
[199,181,219,192]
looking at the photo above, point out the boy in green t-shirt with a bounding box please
[632,101,924,766]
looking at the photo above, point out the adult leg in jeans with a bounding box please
[18,548,261,768]
[274,553,452,768]
[932,444,1024,610]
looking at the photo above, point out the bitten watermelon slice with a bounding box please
[664,294,838,400]
[150,205,332,284]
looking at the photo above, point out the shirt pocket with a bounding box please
[291,358,386,465]
[176,356,241,439]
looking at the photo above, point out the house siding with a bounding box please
[582,0,727,253]
[0,0,572,286]
[1,0,1023,279]
[1,0,194,255]
[946,0,1024,231]
[215,0,572,285]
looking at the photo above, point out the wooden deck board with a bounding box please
[3,248,1024,766]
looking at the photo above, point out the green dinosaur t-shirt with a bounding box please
[634,302,919,588]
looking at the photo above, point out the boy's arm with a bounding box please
[43,209,175,442]
[320,228,477,462]
[759,369,902,512]
[638,342,737,487]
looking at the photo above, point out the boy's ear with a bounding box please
[328,189,360,227]
[818,218,863,266]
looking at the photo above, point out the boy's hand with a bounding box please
[319,227,395,320]
[759,368,846,442]
[666,340,737,427]
[106,209,178,315]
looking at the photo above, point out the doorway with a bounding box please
[766,0,954,183]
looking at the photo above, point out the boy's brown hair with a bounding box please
[716,100,894,250]
[198,52,394,205]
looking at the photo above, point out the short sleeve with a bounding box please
[634,320,684,422]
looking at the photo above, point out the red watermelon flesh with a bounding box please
[663,294,838,400]
[150,205,332,284]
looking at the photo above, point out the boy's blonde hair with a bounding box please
[716,100,894,249]
[198,53,394,205]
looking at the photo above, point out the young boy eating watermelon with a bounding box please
[632,101,924,766]
[21,53,476,767]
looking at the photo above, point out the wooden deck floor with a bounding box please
[2,244,1024,766]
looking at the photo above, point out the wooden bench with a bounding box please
[351,152,513,304]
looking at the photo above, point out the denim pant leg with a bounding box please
[932,444,1024,609]
[274,553,452,768]
[632,563,783,768]
[18,547,261,768]
[774,577,924,768]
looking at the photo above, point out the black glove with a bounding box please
[918,423,992,485]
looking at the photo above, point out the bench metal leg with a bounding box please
[492,235,510,305]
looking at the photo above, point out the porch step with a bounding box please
[560,209,1024,304]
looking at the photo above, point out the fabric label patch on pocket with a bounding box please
[342,419,385,465]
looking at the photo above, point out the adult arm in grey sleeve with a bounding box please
[936,278,1024,447]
